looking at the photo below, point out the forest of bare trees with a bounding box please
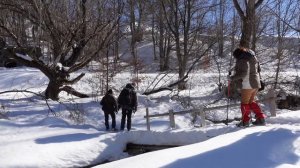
[0,0,299,100]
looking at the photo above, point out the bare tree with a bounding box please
[215,0,226,58]
[150,0,172,71]
[268,0,300,54]
[249,0,272,53]
[0,0,122,100]
[270,0,297,89]
[126,0,145,77]
[162,0,210,90]
[233,0,264,48]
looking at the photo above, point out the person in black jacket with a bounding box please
[100,89,118,131]
[118,83,137,131]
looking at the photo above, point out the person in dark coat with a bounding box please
[100,89,118,131]
[117,83,137,131]
[229,47,266,127]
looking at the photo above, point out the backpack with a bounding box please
[119,88,135,110]
[124,88,133,105]
[100,96,108,111]
[101,94,117,112]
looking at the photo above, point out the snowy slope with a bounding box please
[100,117,300,168]
[1,110,300,168]
[0,40,300,167]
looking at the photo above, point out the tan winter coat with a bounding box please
[231,50,261,89]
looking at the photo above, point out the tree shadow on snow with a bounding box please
[164,128,300,168]
[35,132,101,144]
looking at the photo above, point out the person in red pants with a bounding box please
[229,47,266,127]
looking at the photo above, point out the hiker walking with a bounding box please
[100,89,118,131]
[117,83,137,131]
[228,47,266,127]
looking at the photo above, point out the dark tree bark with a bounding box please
[158,2,171,71]
[162,0,192,90]
[233,0,264,48]
[0,0,122,100]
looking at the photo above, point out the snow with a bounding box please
[15,53,33,61]
[101,122,300,168]
[1,42,300,167]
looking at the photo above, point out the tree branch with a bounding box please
[143,42,216,95]
[60,86,89,98]
[233,0,245,19]
[267,5,300,33]
[63,73,85,85]
[0,89,56,116]
[255,0,264,9]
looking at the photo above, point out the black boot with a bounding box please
[111,128,118,132]
[252,118,266,126]
[236,121,250,127]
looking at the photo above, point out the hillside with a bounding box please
[0,38,300,167]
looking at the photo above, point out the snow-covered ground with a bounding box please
[1,66,300,168]
[1,41,300,167]
[101,116,300,168]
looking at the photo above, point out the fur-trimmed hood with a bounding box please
[233,48,255,60]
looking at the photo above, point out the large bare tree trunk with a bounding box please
[0,0,122,100]
[233,0,264,48]
[45,80,61,101]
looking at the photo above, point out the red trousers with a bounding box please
[240,89,265,122]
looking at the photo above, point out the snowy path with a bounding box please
[99,121,300,168]
[1,111,300,168]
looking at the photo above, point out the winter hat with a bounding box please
[233,47,255,60]
[233,48,244,59]
[125,83,134,89]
